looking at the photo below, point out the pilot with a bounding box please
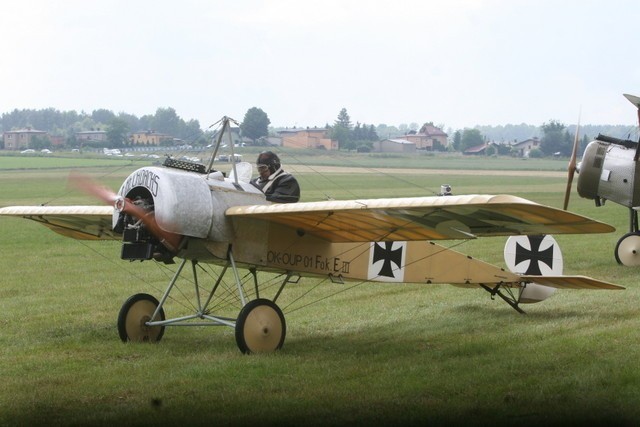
[250,151,300,203]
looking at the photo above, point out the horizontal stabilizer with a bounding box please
[520,275,624,290]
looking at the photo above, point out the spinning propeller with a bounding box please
[68,172,183,252]
[563,119,581,211]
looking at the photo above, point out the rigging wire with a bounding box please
[276,144,442,201]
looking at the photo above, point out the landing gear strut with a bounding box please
[116,253,291,353]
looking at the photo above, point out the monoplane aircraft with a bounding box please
[0,117,624,353]
[564,93,640,266]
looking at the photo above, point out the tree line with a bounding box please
[2,105,636,156]
[0,107,204,149]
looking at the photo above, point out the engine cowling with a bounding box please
[578,140,640,207]
[115,166,267,245]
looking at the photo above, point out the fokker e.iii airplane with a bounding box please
[564,93,640,266]
[0,117,624,353]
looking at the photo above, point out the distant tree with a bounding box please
[356,141,373,152]
[580,134,590,156]
[331,108,353,150]
[459,128,484,152]
[540,120,571,156]
[106,117,130,147]
[353,122,363,140]
[0,107,209,147]
[375,123,402,139]
[367,124,378,141]
[331,125,352,150]
[133,108,202,141]
[184,119,203,143]
[352,121,379,141]
[350,122,378,152]
[138,114,153,132]
[475,123,541,142]
[452,130,462,151]
[91,109,115,125]
[335,107,352,129]
[376,124,389,138]
[153,107,181,137]
[117,112,141,134]
[241,107,271,143]
[76,116,99,132]
[66,133,79,149]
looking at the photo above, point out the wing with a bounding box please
[226,194,614,242]
[0,205,117,240]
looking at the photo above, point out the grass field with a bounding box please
[0,153,638,426]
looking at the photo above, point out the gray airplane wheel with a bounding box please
[117,293,165,342]
[614,232,640,266]
[235,299,286,354]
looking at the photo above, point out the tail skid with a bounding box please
[480,275,624,314]
[480,283,527,314]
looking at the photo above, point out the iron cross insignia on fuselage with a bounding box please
[373,241,403,277]
[368,241,406,282]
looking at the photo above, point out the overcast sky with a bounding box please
[2,0,639,130]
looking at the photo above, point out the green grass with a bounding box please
[0,153,638,426]
[0,154,149,170]
[258,148,572,171]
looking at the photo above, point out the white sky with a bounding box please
[1,0,639,130]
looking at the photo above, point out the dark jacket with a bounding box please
[250,168,300,203]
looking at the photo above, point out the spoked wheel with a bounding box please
[117,293,166,342]
[235,299,286,354]
[614,232,640,266]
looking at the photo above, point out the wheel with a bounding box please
[614,232,640,266]
[235,299,286,354]
[117,293,165,342]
